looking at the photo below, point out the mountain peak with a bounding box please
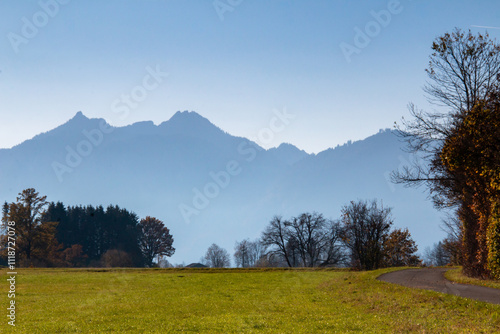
[277,143,298,150]
[60,111,96,130]
[71,111,88,121]
[159,111,226,140]
[168,110,209,123]
[268,142,309,165]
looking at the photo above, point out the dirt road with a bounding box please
[377,268,500,305]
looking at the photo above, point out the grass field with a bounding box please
[445,267,500,290]
[1,267,499,333]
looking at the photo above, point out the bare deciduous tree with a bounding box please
[424,28,500,113]
[393,29,500,208]
[203,243,231,268]
[285,213,343,267]
[234,239,266,268]
[261,216,293,267]
[340,200,392,270]
[234,239,251,268]
[261,213,344,267]
[424,242,450,266]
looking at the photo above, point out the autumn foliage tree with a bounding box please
[383,228,420,267]
[440,89,500,277]
[393,29,500,278]
[1,188,60,266]
[60,244,88,267]
[138,216,175,267]
[101,249,134,267]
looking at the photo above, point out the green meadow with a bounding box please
[1,268,499,333]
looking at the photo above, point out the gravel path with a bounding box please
[377,268,500,305]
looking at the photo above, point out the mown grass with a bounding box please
[0,267,499,333]
[445,267,500,290]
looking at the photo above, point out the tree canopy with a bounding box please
[138,216,175,267]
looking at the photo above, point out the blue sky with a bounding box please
[1,0,499,153]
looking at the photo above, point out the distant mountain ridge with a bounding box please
[0,111,444,263]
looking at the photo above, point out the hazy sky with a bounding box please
[1,0,499,153]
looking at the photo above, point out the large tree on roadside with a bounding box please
[392,29,500,278]
[138,216,175,267]
[440,90,500,277]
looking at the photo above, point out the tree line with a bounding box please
[198,200,420,270]
[2,190,421,270]
[1,188,174,267]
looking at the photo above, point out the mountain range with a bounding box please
[0,111,445,263]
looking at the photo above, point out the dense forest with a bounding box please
[44,202,144,266]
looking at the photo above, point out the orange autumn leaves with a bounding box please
[441,90,500,278]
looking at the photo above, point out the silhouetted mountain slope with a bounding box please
[0,112,444,263]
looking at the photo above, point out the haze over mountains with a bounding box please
[0,111,445,263]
